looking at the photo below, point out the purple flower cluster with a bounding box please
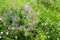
[24,5,32,16]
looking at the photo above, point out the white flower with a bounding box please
[57,38,59,40]
[8,27,10,30]
[27,28,30,30]
[1,32,3,34]
[12,27,14,30]
[6,32,9,35]
[48,36,50,38]
[0,36,1,38]
[46,32,49,34]
[15,36,17,39]
[0,18,2,20]
[24,28,26,31]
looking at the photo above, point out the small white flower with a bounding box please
[27,28,30,30]
[46,32,49,34]
[6,32,9,35]
[8,27,10,30]
[1,32,3,34]
[15,36,17,39]
[12,27,14,30]
[0,36,1,38]
[0,18,2,20]
[24,28,26,31]
[57,38,59,40]
[48,36,50,38]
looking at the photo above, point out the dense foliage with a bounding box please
[0,0,60,40]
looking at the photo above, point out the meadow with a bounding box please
[0,0,60,40]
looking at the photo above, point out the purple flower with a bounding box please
[13,16,17,19]
[24,6,29,14]
[24,5,32,14]
[24,5,29,11]
[15,24,18,29]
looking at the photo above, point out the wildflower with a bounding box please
[13,16,17,20]
[24,27,30,31]
[24,5,32,14]
[15,24,18,29]
[0,18,2,20]
[24,5,29,11]
[6,32,9,35]
[57,38,59,40]
[6,26,10,30]
[46,32,49,34]
[48,35,50,38]
[24,6,29,16]
[24,27,26,31]
[12,27,14,30]
[15,36,17,39]
[7,27,10,30]
[1,32,3,34]
[0,36,1,39]
[27,28,30,30]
